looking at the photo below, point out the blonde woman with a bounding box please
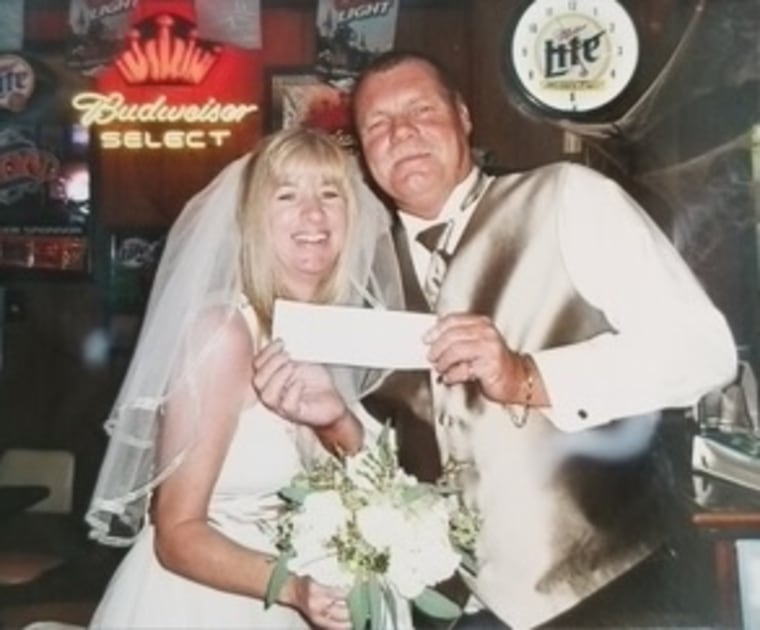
[87,128,401,629]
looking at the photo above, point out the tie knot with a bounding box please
[416,221,449,253]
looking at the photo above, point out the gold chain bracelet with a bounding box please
[507,353,534,428]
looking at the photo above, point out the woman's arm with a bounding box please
[152,312,350,629]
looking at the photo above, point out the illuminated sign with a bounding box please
[98,129,232,150]
[73,11,259,151]
[117,12,221,85]
[72,92,255,125]
[72,92,259,150]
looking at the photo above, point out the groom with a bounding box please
[351,50,736,628]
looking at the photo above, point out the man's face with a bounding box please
[354,60,473,220]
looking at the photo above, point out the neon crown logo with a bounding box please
[116,13,222,85]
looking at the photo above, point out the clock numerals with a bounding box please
[505,0,639,116]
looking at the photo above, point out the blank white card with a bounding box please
[272,299,435,370]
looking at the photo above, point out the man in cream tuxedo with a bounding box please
[353,51,736,628]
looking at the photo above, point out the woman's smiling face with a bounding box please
[268,169,348,300]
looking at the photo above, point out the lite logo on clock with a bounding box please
[506,0,639,116]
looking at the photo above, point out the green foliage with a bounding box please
[367,577,384,630]
[412,587,461,620]
[264,551,293,609]
[348,580,370,630]
[265,420,478,628]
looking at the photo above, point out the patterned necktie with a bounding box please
[416,221,453,308]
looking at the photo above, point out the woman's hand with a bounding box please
[285,575,351,630]
[252,340,347,427]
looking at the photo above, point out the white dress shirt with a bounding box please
[399,167,490,282]
[400,165,736,432]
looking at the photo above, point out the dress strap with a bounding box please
[237,295,262,346]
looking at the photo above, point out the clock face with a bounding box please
[505,0,639,117]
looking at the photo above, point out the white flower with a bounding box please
[393,468,418,488]
[385,502,461,598]
[387,554,427,599]
[266,427,478,628]
[355,501,406,549]
[292,490,346,542]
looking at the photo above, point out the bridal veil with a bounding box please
[87,140,403,545]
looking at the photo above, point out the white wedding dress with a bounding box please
[90,402,310,629]
[90,306,311,629]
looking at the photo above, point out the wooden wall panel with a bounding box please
[261,7,317,67]
[467,0,563,170]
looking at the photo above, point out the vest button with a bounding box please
[578,409,588,419]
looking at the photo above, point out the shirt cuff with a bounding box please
[530,346,609,432]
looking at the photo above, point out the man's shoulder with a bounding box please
[492,160,608,183]
[481,162,615,208]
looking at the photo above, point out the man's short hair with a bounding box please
[352,50,463,107]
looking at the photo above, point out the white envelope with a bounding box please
[272,299,435,370]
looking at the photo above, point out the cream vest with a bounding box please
[364,163,677,629]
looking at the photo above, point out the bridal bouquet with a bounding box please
[265,425,480,630]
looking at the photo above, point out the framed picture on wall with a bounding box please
[0,123,93,280]
[265,66,356,150]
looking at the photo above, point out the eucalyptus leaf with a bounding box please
[279,485,309,504]
[412,587,461,620]
[349,581,370,630]
[368,576,384,630]
[264,552,292,609]
[400,483,435,502]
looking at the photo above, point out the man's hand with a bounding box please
[252,340,347,427]
[424,313,537,406]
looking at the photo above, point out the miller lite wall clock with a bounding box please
[503,0,639,120]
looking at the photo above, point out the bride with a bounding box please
[86,127,402,628]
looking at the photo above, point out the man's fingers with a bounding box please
[440,359,474,385]
[430,336,486,373]
[427,327,482,362]
[424,313,489,343]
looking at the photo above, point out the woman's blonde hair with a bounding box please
[237,127,358,333]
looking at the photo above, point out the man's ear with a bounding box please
[457,97,473,136]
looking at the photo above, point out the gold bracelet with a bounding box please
[508,353,534,428]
